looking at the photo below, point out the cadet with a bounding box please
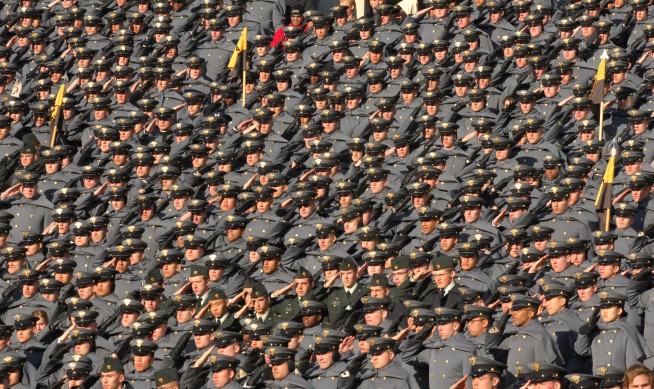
[341,337,419,389]
[486,295,564,384]
[574,291,653,374]
[401,308,475,388]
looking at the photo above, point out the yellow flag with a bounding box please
[602,154,615,185]
[590,50,609,104]
[50,84,65,123]
[595,154,615,208]
[228,27,247,70]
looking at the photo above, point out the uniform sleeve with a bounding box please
[399,339,432,367]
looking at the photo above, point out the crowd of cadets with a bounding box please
[5,0,654,388]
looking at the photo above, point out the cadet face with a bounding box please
[632,186,651,202]
[190,275,209,295]
[550,197,569,215]
[361,239,376,251]
[371,349,394,369]
[437,321,459,340]
[68,378,85,388]
[41,290,59,302]
[302,313,322,327]
[77,284,96,300]
[354,337,371,353]
[463,206,482,223]
[616,214,634,228]
[391,267,411,286]
[20,152,36,167]
[209,266,224,281]
[543,85,560,98]
[55,271,73,284]
[74,340,92,355]
[110,198,126,211]
[91,228,107,243]
[271,361,291,380]
[466,316,489,337]
[142,297,158,311]
[6,258,24,274]
[83,176,101,189]
[252,296,269,314]
[369,286,389,298]
[133,354,153,372]
[209,299,227,318]
[598,263,620,280]
[120,312,139,327]
[22,281,38,298]
[129,251,144,266]
[315,350,335,370]
[420,219,438,234]
[510,306,535,327]
[460,255,479,271]
[369,177,388,194]
[194,332,214,349]
[472,373,501,389]
[600,305,622,323]
[23,242,40,256]
[226,227,244,242]
[217,341,240,356]
[44,159,60,174]
[549,254,570,273]
[162,262,181,277]
[317,234,336,250]
[625,160,643,176]
[364,309,386,326]
[295,278,312,298]
[176,307,194,323]
[343,217,361,234]
[396,143,410,158]
[544,295,567,316]
[212,368,235,388]
[298,202,316,218]
[16,326,34,343]
[20,184,38,199]
[262,257,280,274]
[432,269,455,288]
[340,269,357,288]
[101,370,125,389]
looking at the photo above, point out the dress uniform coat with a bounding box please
[490,319,564,384]
[401,333,476,389]
[358,358,420,389]
[575,318,653,374]
[307,361,347,389]
[124,363,156,389]
[539,308,586,372]
[3,194,54,245]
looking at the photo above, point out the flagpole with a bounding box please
[604,207,611,231]
[598,98,608,141]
